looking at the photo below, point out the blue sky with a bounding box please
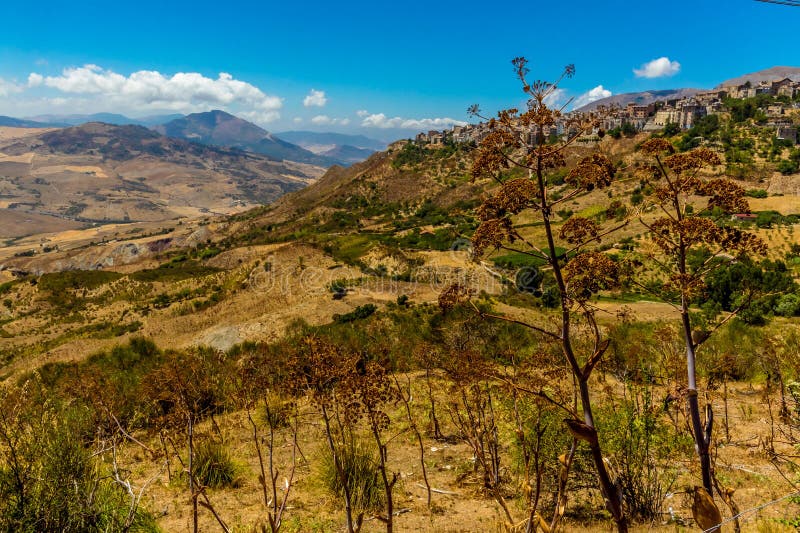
[0,0,797,138]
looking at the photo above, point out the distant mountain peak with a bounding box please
[155,111,357,167]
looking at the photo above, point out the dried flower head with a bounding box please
[438,283,474,311]
[563,252,620,301]
[471,129,518,179]
[339,361,399,430]
[649,217,720,252]
[663,147,721,174]
[471,218,513,257]
[566,154,615,191]
[664,272,706,298]
[476,178,539,220]
[559,216,600,244]
[640,138,675,155]
[652,176,701,202]
[718,226,768,256]
[695,178,749,214]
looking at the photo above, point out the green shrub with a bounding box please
[130,259,220,282]
[38,270,122,292]
[745,188,768,199]
[0,398,161,533]
[319,439,383,512]
[333,304,377,323]
[192,440,241,489]
[598,385,688,522]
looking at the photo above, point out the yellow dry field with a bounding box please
[0,126,56,141]
[33,164,110,178]
[750,195,800,215]
[0,152,35,163]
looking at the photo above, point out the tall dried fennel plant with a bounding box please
[468,57,629,532]
[635,138,766,496]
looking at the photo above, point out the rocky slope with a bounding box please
[0,122,324,240]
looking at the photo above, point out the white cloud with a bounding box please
[0,78,23,97]
[27,64,283,121]
[310,114,350,126]
[293,117,303,124]
[542,88,567,108]
[633,57,681,79]
[303,89,327,108]
[27,73,44,87]
[311,114,332,125]
[360,113,467,130]
[572,85,613,109]
[356,109,369,117]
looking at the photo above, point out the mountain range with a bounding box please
[0,122,324,239]
[12,111,382,167]
[0,116,67,128]
[26,113,184,127]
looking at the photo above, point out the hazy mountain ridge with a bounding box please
[154,111,347,167]
[27,112,184,127]
[273,130,384,165]
[0,115,68,128]
[275,130,386,151]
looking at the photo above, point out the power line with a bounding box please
[755,0,800,6]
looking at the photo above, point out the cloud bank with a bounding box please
[311,114,350,126]
[24,64,283,122]
[360,113,467,130]
[0,78,23,97]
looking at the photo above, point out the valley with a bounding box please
[2,16,800,528]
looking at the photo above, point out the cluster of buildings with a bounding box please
[415,77,800,146]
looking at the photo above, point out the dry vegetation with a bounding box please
[4,63,800,533]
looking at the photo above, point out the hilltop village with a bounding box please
[416,76,800,146]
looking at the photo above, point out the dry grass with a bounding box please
[111,374,800,533]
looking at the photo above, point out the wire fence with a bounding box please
[702,490,800,532]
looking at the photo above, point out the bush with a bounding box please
[333,304,377,323]
[775,293,800,317]
[192,440,241,489]
[319,439,383,512]
[0,397,161,533]
[599,385,688,522]
[745,189,768,198]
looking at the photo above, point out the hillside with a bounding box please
[717,65,800,87]
[0,122,324,245]
[154,110,344,167]
[576,65,800,113]
[4,120,800,531]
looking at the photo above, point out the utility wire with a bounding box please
[702,490,800,532]
[755,0,800,6]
